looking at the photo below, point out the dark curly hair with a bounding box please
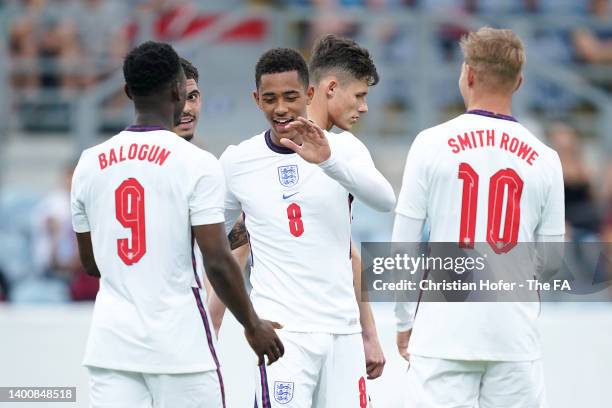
[309,34,379,86]
[180,57,199,83]
[255,48,309,89]
[123,41,182,96]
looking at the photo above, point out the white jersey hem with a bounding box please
[409,348,542,362]
[83,361,218,374]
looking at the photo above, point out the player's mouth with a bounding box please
[350,116,360,123]
[178,116,195,130]
[272,117,294,132]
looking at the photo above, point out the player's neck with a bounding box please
[269,129,303,147]
[466,95,513,117]
[132,98,175,130]
[133,112,173,131]
[307,98,333,131]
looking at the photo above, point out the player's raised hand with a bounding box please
[280,117,331,164]
[396,330,412,362]
[245,319,284,366]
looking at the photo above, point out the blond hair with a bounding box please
[460,27,525,92]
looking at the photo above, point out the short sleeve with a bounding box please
[71,153,90,233]
[536,151,565,235]
[190,153,226,226]
[395,132,429,220]
[219,146,242,211]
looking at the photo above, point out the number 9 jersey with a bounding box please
[71,126,225,373]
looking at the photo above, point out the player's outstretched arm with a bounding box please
[352,242,386,379]
[283,117,395,212]
[75,232,100,277]
[194,222,284,365]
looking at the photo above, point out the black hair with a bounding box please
[123,41,182,96]
[309,34,379,86]
[180,57,199,83]
[255,48,309,89]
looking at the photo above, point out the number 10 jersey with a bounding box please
[396,112,565,361]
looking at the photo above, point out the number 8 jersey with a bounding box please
[220,129,395,334]
[71,126,225,373]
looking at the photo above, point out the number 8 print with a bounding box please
[286,203,304,237]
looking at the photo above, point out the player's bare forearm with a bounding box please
[75,232,100,277]
[194,224,258,330]
[207,244,251,335]
[352,242,386,379]
[195,223,284,366]
[228,218,249,250]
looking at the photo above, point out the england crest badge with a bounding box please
[277,165,299,188]
[274,381,294,404]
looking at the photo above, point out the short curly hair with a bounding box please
[255,48,309,89]
[123,41,182,96]
[180,57,199,83]
[309,34,379,86]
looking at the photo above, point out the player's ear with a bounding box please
[326,79,337,98]
[171,80,181,102]
[124,84,133,100]
[466,64,476,87]
[253,90,261,107]
[306,85,314,104]
[514,74,523,92]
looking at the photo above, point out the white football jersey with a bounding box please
[71,126,225,373]
[219,129,391,334]
[396,112,564,361]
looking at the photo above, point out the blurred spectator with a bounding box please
[548,122,602,240]
[572,0,612,64]
[8,0,81,94]
[601,160,612,242]
[20,161,98,302]
[67,0,130,88]
[0,267,8,301]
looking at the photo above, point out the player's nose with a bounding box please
[358,101,368,113]
[274,102,289,115]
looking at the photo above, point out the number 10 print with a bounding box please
[458,163,523,254]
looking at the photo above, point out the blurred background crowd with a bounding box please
[0,0,611,303]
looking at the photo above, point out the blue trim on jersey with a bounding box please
[265,130,295,155]
[466,109,518,123]
[125,125,167,132]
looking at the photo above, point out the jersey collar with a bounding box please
[125,125,167,132]
[265,129,295,155]
[466,109,518,123]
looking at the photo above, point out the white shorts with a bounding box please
[404,355,547,408]
[88,367,224,408]
[254,331,367,407]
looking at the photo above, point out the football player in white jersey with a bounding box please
[173,57,251,328]
[207,35,388,381]
[71,41,283,408]
[219,48,395,407]
[306,34,387,381]
[393,28,565,407]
